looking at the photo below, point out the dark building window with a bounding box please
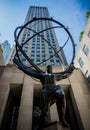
[50,59,54,64]
[42,46,45,49]
[83,44,89,56]
[42,57,46,61]
[85,70,89,78]
[42,50,45,53]
[31,50,35,53]
[52,39,55,43]
[31,58,34,62]
[32,46,35,49]
[88,30,90,38]
[22,58,26,64]
[50,62,55,65]
[37,46,40,49]
[31,54,34,57]
[42,62,46,65]
[1,84,22,130]
[78,57,84,68]
[37,54,40,57]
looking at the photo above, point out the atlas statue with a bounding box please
[13,17,76,128]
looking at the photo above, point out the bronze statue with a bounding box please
[13,17,75,128]
[14,59,74,127]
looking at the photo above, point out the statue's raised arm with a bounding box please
[13,58,41,79]
[56,64,75,81]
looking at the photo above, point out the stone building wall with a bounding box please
[0,65,90,130]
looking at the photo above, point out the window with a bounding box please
[32,46,35,49]
[42,62,46,66]
[42,40,44,43]
[31,50,35,53]
[42,50,45,53]
[37,46,40,49]
[52,39,55,43]
[22,58,26,64]
[78,57,84,68]
[32,43,35,46]
[31,54,34,57]
[42,54,46,57]
[56,62,61,66]
[42,46,45,49]
[31,58,34,62]
[36,58,40,64]
[49,49,52,53]
[32,38,35,42]
[50,62,55,65]
[52,45,56,49]
[27,34,30,37]
[42,44,45,46]
[50,59,54,66]
[83,44,89,56]
[56,59,60,63]
[85,70,89,78]
[42,57,46,61]
[37,54,40,57]
[88,30,90,38]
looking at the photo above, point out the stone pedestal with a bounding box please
[41,121,70,130]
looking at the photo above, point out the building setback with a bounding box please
[1,40,11,63]
[6,6,67,66]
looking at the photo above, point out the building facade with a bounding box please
[1,40,11,63]
[6,6,67,66]
[74,13,90,80]
[0,65,90,130]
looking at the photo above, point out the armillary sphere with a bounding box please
[14,17,76,76]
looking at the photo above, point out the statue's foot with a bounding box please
[60,119,70,127]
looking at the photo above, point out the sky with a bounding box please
[0,0,90,51]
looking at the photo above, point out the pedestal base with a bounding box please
[40,121,71,130]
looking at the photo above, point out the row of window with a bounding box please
[22,30,54,43]
[22,58,60,66]
[78,44,89,67]
[30,7,49,19]
[78,57,90,78]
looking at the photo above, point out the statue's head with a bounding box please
[47,65,52,73]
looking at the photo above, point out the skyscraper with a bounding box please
[1,40,11,63]
[6,6,67,66]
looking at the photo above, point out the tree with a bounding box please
[79,31,83,41]
[86,11,90,18]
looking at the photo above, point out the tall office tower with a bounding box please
[74,12,90,81]
[1,40,11,63]
[5,44,16,64]
[7,6,67,66]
